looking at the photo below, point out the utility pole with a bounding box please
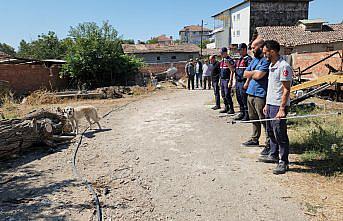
[200,19,204,58]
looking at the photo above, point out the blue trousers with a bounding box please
[220,79,233,109]
[196,72,202,88]
[266,105,289,164]
[236,81,248,113]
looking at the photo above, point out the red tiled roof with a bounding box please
[180,25,212,32]
[122,44,200,54]
[156,35,172,42]
[256,24,343,47]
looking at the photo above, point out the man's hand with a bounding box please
[228,80,233,88]
[243,81,249,90]
[263,105,268,116]
[276,108,286,119]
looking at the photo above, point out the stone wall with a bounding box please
[139,61,188,80]
[250,0,310,41]
[135,52,199,64]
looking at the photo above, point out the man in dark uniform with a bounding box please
[210,55,221,110]
[233,43,252,121]
[219,47,235,114]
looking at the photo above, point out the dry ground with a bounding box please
[0,87,342,221]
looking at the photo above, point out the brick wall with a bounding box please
[293,50,343,80]
[0,64,68,94]
[139,61,188,80]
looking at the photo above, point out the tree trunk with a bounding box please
[0,109,73,159]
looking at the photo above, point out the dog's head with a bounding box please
[63,106,74,119]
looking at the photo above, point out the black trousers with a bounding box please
[188,75,195,90]
[212,79,220,107]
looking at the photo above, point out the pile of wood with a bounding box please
[0,109,74,159]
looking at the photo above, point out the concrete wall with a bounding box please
[250,1,309,41]
[231,2,251,45]
[0,64,68,94]
[133,52,199,64]
[215,29,231,49]
[139,61,188,80]
[292,50,342,80]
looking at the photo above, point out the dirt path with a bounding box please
[1,89,309,220]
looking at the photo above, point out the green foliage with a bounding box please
[0,43,16,56]
[17,31,66,59]
[121,39,135,44]
[199,40,212,49]
[146,38,158,44]
[60,21,144,87]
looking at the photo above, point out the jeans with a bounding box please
[266,105,290,163]
[196,72,203,88]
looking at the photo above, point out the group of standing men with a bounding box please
[185,37,293,175]
[185,58,214,91]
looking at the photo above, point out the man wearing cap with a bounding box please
[232,43,252,121]
[242,38,270,156]
[258,40,293,175]
[185,59,195,90]
[219,47,235,114]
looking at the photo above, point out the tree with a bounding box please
[199,40,212,49]
[121,39,135,44]
[17,31,66,59]
[61,21,144,88]
[146,37,158,44]
[0,43,16,56]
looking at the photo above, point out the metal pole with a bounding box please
[230,112,341,124]
[200,20,203,58]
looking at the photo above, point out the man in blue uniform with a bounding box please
[219,47,235,114]
[232,43,252,121]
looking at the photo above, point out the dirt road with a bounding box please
[0,89,309,220]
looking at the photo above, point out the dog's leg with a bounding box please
[71,120,76,134]
[96,121,102,130]
[85,115,92,130]
[75,120,79,135]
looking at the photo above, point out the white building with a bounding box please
[211,0,312,49]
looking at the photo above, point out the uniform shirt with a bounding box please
[235,55,252,81]
[246,57,270,98]
[219,56,235,79]
[202,63,213,77]
[266,57,293,106]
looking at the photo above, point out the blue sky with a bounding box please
[0,0,342,50]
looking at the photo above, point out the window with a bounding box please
[233,15,236,21]
[157,56,161,61]
[237,14,240,21]
[237,30,240,37]
[171,56,176,59]
[232,30,235,37]
[326,46,334,52]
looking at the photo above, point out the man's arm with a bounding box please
[276,81,291,118]
[251,70,267,80]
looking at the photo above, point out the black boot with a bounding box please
[219,106,228,114]
[227,107,235,115]
[234,112,244,120]
[241,111,249,121]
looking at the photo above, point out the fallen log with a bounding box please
[0,109,73,159]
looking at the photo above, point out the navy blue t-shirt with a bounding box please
[219,56,235,79]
